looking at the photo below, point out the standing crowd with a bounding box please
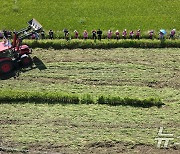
[0,29,177,41]
[46,28,177,41]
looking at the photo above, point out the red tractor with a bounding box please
[0,19,42,76]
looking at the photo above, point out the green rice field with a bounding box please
[0,0,180,33]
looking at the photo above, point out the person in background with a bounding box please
[3,30,8,38]
[35,32,39,40]
[107,30,112,39]
[0,31,3,39]
[7,31,12,39]
[41,30,45,39]
[3,37,11,47]
[65,31,70,41]
[63,29,69,39]
[115,30,120,40]
[49,30,54,39]
[129,31,134,39]
[83,30,88,40]
[31,33,36,39]
[169,29,176,39]
[159,31,164,40]
[149,30,154,39]
[97,29,102,41]
[135,29,140,39]
[74,30,79,39]
[122,29,127,39]
[92,30,97,41]
[3,37,7,45]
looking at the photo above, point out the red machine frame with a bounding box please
[0,19,42,75]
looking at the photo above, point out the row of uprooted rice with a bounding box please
[0,90,164,107]
[24,39,180,49]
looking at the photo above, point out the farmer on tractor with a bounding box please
[0,19,42,75]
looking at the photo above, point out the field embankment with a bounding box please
[24,39,180,49]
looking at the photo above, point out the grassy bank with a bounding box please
[24,39,180,49]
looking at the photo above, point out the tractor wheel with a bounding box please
[0,60,14,74]
[20,55,33,68]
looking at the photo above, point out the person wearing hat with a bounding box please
[135,29,140,39]
[49,30,54,39]
[115,30,120,40]
[3,37,8,46]
[63,29,69,40]
[107,30,112,40]
[92,30,97,41]
[159,31,164,40]
[169,29,176,39]
[83,30,88,40]
[74,30,79,39]
[149,30,154,39]
[122,29,127,39]
[65,31,70,41]
[41,30,45,39]
[129,31,134,39]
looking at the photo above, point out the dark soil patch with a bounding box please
[1,141,179,154]
[84,141,180,154]
[0,119,19,125]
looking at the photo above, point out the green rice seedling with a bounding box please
[97,95,163,107]
[0,90,163,107]
[0,90,80,104]
[81,94,95,104]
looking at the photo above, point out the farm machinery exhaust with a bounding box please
[0,19,42,76]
